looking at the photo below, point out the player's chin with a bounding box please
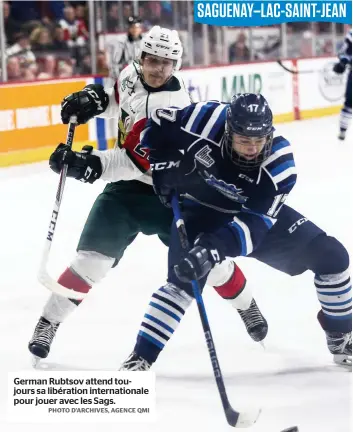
[242,154,257,160]
[147,75,165,88]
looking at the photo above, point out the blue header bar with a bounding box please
[194,1,352,26]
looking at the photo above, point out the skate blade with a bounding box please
[32,356,41,368]
[333,354,352,370]
[32,356,49,369]
[258,340,266,350]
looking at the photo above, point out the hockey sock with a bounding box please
[42,268,91,323]
[59,267,91,305]
[339,106,352,132]
[133,283,193,364]
[213,263,252,310]
[315,268,352,333]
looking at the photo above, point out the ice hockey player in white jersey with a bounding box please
[28,26,268,362]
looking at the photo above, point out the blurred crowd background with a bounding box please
[0,0,350,82]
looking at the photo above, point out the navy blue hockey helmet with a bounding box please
[224,93,274,170]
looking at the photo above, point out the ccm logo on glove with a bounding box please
[49,144,102,184]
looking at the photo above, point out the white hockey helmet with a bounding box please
[139,26,183,70]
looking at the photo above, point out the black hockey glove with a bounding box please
[174,245,221,283]
[153,184,174,207]
[174,231,226,283]
[49,144,102,183]
[61,84,109,125]
[333,61,347,74]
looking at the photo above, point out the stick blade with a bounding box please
[226,407,261,428]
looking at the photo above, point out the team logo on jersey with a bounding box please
[118,109,132,147]
[195,145,215,168]
[120,77,135,94]
[203,173,248,203]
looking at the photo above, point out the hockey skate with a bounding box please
[338,130,346,141]
[237,299,268,343]
[325,331,352,369]
[28,316,60,363]
[119,352,151,371]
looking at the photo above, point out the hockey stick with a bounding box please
[276,59,322,74]
[38,116,87,300]
[170,195,261,428]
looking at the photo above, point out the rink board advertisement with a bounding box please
[0,56,342,167]
[297,57,349,119]
[179,60,294,120]
[0,77,103,167]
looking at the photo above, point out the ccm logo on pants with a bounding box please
[288,217,308,234]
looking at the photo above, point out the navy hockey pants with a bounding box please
[168,204,328,297]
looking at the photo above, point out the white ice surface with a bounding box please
[0,116,352,432]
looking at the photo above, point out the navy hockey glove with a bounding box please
[174,244,222,283]
[61,84,109,125]
[151,169,176,208]
[49,144,102,183]
[153,184,174,207]
[333,61,347,74]
[174,232,227,282]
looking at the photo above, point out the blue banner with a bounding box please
[194,0,352,26]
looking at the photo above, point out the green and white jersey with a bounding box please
[94,62,191,185]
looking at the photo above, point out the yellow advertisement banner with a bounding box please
[0,79,91,166]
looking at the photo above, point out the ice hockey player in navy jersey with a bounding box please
[333,29,352,140]
[119,93,351,371]
[118,93,296,370]
[147,94,296,264]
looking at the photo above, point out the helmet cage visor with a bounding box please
[224,122,274,170]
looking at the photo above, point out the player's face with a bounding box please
[141,54,175,88]
[232,134,267,160]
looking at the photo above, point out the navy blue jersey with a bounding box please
[141,101,297,257]
[339,30,352,66]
